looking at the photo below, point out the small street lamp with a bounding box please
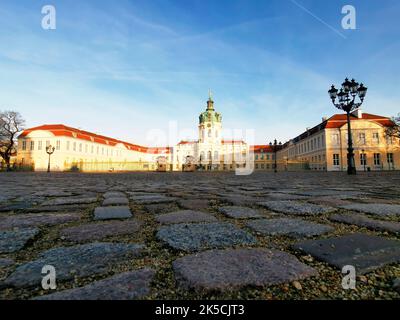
[328,78,368,175]
[46,145,55,173]
[269,139,282,173]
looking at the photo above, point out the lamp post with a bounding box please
[46,145,55,173]
[328,78,368,175]
[269,139,282,173]
[361,148,366,172]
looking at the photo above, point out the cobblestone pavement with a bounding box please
[0,171,399,300]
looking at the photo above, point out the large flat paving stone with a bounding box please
[41,197,98,206]
[247,218,334,238]
[330,213,400,234]
[0,213,80,231]
[103,191,126,199]
[0,228,39,253]
[258,200,335,216]
[157,222,257,252]
[34,268,155,300]
[0,201,36,212]
[266,193,309,201]
[178,199,210,211]
[218,206,262,219]
[60,220,143,242]
[173,248,317,291]
[130,194,178,205]
[3,242,144,288]
[339,203,400,217]
[155,210,217,224]
[292,190,364,198]
[102,197,129,206]
[293,234,400,274]
[94,206,132,220]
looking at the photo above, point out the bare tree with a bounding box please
[0,111,25,170]
[385,113,400,140]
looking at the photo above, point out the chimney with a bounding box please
[352,108,363,119]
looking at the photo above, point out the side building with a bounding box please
[17,124,171,172]
[277,109,400,171]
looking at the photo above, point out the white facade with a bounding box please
[17,96,249,172]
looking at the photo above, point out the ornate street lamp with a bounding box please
[46,145,55,173]
[361,148,366,172]
[328,78,367,175]
[269,139,282,173]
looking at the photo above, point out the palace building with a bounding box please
[277,109,400,171]
[15,95,399,172]
[16,95,257,172]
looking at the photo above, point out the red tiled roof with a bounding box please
[178,140,198,145]
[19,124,171,154]
[293,112,395,142]
[250,145,274,153]
[325,113,395,128]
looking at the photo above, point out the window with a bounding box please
[85,145,88,153]
[267,154,270,160]
[387,153,394,164]
[208,130,212,138]
[79,144,82,152]
[331,133,339,145]
[22,140,27,150]
[374,153,381,166]
[46,140,50,147]
[38,141,42,151]
[73,142,76,151]
[255,155,259,160]
[255,164,259,169]
[359,133,366,145]
[261,155,264,160]
[360,153,367,166]
[333,154,340,166]
[386,136,394,145]
[30,141,35,150]
[91,146,94,153]
[66,141,70,151]
[372,132,379,143]
[56,140,61,150]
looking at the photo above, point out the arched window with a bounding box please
[208,129,212,138]
[214,151,219,160]
[200,151,205,162]
[208,151,212,160]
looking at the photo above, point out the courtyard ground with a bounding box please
[0,171,399,300]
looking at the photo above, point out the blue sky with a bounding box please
[0,0,399,146]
